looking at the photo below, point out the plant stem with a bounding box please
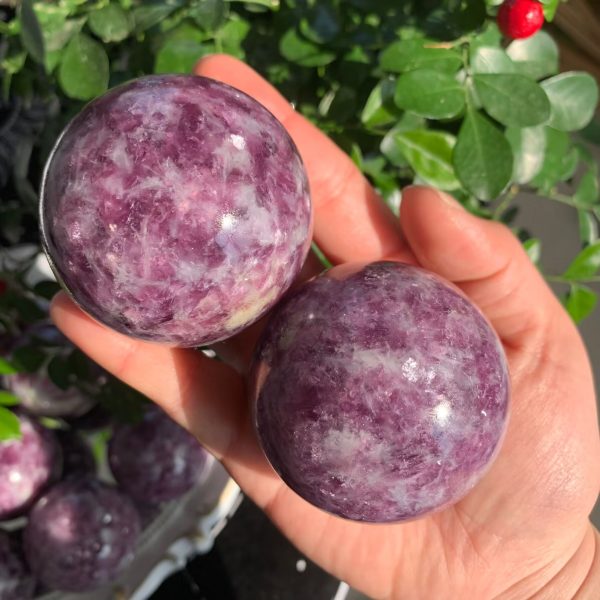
[546,276,600,285]
[545,190,594,212]
[493,185,519,220]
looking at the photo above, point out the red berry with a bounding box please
[0,280,6,295]
[497,0,545,39]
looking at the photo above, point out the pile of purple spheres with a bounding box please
[251,262,510,522]
[0,531,35,600]
[41,74,312,346]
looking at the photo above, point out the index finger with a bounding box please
[194,55,413,265]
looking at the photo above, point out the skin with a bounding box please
[51,55,600,600]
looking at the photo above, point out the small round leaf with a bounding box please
[394,69,465,119]
[453,110,513,200]
[505,126,546,184]
[474,74,551,127]
[506,31,559,80]
[59,33,109,100]
[88,4,132,43]
[541,72,599,132]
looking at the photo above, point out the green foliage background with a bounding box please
[0,0,599,436]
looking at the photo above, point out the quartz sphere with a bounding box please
[23,478,141,592]
[40,75,312,346]
[251,262,510,522]
[0,413,61,521]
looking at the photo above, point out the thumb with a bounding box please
[400,186,562,349]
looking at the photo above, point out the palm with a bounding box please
[51,55,599,600]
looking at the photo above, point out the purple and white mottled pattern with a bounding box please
[0,532,35,600]
[108,407,210,505]
[251,262,510,523]
[23,478,141,593]
[41,75,312,346]
[0,414,62,521]
[4,373,96,419]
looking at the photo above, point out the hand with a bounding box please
[51,55,600,600]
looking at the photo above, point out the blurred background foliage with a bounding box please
[0,0,599,436]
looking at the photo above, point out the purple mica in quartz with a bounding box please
[0,413,62,521]
[251,262,510,523]
[23,478,141,593]
[108,407,210,505]
[0,532,35,600]
[40,75,312,346]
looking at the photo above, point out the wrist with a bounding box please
[530,524,600,599]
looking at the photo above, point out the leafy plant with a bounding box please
[0,0,599,436]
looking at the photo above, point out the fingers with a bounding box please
[50,292,245,461]
[194,54,412,265]
[400,186,562,349]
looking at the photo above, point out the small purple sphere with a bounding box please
[251,262,510,522]
[23,478,141,592]
[0,532,35,600]
[0,413,61,521]
[108,407,210,505]
[4,373,96,419]
[41,75,312,346]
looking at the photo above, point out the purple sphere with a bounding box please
[40,75,312,346]
[4,373,96,419]
[0,413,61,521]
[23,478,141,592]
[251,262,510,522]
[0,532,35,600]
[108,407,210,505]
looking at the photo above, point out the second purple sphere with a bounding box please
[251,262,510,522]
[41,75,312,346]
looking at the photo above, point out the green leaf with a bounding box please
[227,0,279,8]
[380,114,426,167]
[0,357,19,375]
[505,125,546,184]
[11,345,46,373]
[541,72,599,132]
[473,74,551,127]
[299,4,340,44]
[33,4,81,52]
[530,127,575,191]
[361,79,400,128]
[279,29,335,67]
[541,0,560,21]
[132,4,179,33]
[575,170,600,206]
[379,39,462,74]
[155,38,211,73]
[88,4,132,43]
[565,284,597,323]
[394,69,465,119]
[33,280,61,300]
[0,391,20,407]
[506,31,559,81]
[390,129,460,191]
[453,110,513,200]
[218,18,250,58]
[470,46,515,74]
[523,238,542,264]
[578,210,598,247]
[190,0,228,32]
[564,241,600,279]
[0,407,21,442]
[47,355,71,390]
[19,0,45,64]
[59,33,109,100]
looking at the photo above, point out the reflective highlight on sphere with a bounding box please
[251,262,510,522]
[41,75,312,346]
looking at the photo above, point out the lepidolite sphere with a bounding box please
[40,75,311,346]
[108,407,210,505]
[23,478,141,592]
[0,532,35,600]
[0,413,61,521]
[251,262,510,522]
